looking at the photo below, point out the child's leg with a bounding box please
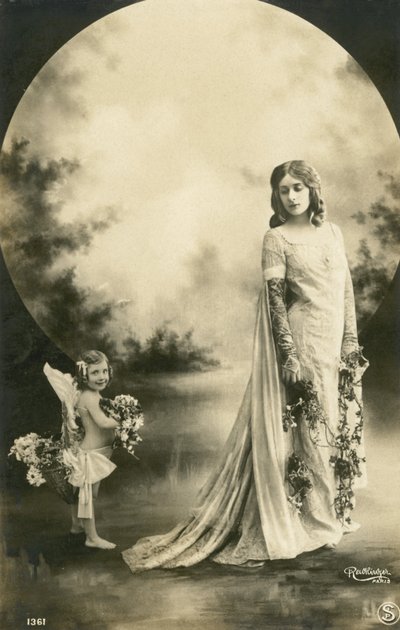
[70,502,84,534]
[82,482,116,550]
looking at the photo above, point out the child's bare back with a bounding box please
[77,389,117,450]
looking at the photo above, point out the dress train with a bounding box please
[122,289,343,573]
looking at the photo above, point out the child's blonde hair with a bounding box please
[75,350,113,390]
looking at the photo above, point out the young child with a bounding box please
[70,350,119,549]
[44,350,119,550]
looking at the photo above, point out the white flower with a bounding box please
[135,415,144,428]
[120,430,129,441]
[117,394,139,407]
[26,467,45,487]
[9,434,42,465]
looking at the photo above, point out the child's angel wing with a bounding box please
[43,363,79,431]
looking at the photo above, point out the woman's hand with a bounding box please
[282,366,301,385]
[281,356,301,386]
[340,346,369,380]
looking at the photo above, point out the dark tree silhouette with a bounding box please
[350,170,400,331]
[0,139,220,371]
[120,326,220,374]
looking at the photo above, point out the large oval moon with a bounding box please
[1,0,399,361]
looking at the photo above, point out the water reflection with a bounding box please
[2,370,399,629]
[2,533,385,630]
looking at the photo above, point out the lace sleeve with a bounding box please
[330,224,360,356]
[262,230,286,282]
[267,278,300,372]
[262,231,299,372]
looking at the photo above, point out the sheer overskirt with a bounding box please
[122,288,343,573]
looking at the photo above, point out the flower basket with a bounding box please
[8,432,77,504]
[41,465,77,505]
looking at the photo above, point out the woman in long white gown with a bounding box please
[122,160,367,572]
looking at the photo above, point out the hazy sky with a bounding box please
[2,0,399,359]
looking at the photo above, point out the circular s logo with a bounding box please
[378,603,400,625]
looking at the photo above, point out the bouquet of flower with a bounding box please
[8,432,74,501]
[99,394,144,456]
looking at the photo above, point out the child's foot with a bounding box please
[85,537,116,550]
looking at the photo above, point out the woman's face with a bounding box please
[278,173,310,217]
[86,360,109,391]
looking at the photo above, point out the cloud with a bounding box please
[351,211,367,225]
[336,55,370,83]
[150,240,261,361]
[77,18,124,71]
[379,170,400,200]
[240,167,266,189]
[12,49,89,158]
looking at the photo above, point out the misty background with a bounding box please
[0,0,399,371]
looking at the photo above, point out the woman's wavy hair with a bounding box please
[269,160,326,228]
[74,349,113,390]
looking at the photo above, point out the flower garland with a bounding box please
[330,349,368,523]
[287,453,313,514]
[283,348,367,523]
[283,381,326,514]
[283,380,333,446]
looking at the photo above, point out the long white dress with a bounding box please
[122,221,366,572]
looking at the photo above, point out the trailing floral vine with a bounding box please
[287,453,313,514]
[330,348,368,523]
[283,348,368,523]
[283,380,334,447]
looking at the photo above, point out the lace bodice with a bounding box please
[262,222,359,374]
